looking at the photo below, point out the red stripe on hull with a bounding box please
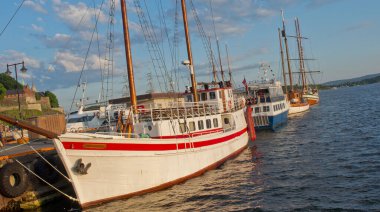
[80,142,248,209]
[62,128,247,151]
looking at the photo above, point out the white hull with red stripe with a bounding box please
[53,108,248,208]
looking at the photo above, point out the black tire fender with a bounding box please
[0,162,29,198]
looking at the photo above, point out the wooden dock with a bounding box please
[0,139,74,211]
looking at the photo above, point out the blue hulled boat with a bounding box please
[246,80,289,131]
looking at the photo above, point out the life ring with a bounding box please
[0,162,29,198]
[34,155,59,184]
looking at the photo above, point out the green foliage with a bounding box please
[0,109,43,120]
[0,83,6,100]
[35,92,41,100]
[44,91,59,108]
[0,73,22,90]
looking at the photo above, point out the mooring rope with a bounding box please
[28,145,71,182]
[15,159,78,202]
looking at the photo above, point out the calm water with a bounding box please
[49,83,380,211]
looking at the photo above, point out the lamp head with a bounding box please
[181,59,190,66]
[20,63,27,73]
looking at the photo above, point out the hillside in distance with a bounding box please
[323,73,380,87]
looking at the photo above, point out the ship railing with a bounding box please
[136,101,221,122]
[94,131,140,138]
[230,97,246,112]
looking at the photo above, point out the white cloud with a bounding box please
[31,24,44,32]
[52,1,107,31]
[43,33,71,48]
[54,51,83,72]
[24,0,48,14]
[0,50,42,70]
[39,75,51,83]
[47,64,55,72]
[54,51,105,72]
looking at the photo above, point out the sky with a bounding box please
[0,0,379,111]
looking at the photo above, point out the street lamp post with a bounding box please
[5,61,27,137]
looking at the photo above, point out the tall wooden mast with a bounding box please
[278,28,288,96]
[181,0,198,102]
[281,10,294,92]
[120,0,137,113]
[295,17,307,92]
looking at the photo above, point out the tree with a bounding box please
[0,83,6,100]
[35,92,42,100]
[44,91,59,108]
[0,73,22,90]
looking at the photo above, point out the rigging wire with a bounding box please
[208,0,223,82]
[0,0,26,38]
[189,0,213,77]
[133,0,168,92]
[68,0,106,115]
[103,0,116,102]
[92,0,106,104]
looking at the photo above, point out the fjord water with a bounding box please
[57,83,380,211]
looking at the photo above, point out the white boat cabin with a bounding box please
[131,82,244,139]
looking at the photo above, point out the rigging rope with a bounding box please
[68,0,106,117]
[133,0,168,92]
[0,0,26,38]
[15,159,78,202]
[189,0,214,77]
[28,145,71,182]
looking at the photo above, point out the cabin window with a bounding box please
[206,119,212,129]
[148,125,152,131]
[224,118,230,124]
[186,95,192,102]
[213,118,218,127]
[255,107,260,113]
[210,92,216,100]
[263,106,270,112]
[189,121,195,132]
[179,123,186,133]
[201,93,207,101]
[198,120,204,130]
